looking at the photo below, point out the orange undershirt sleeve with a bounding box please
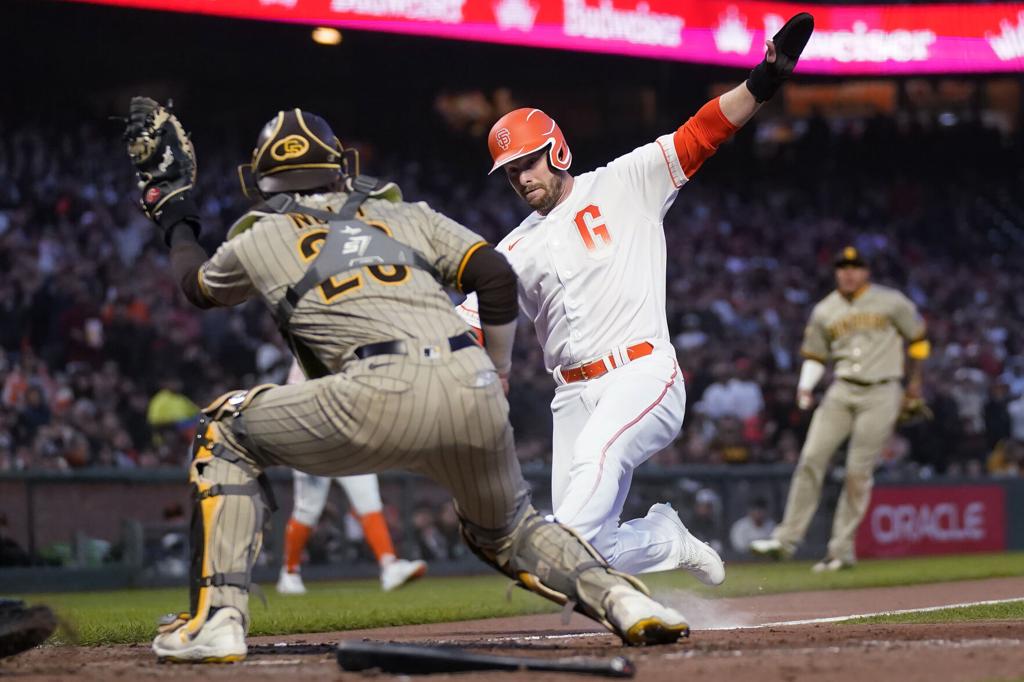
[672,97,739,179]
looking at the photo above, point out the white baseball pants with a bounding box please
[550,348,686,574]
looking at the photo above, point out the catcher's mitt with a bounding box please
[0,600,57,659]
[124,96,199,234]
[898,395,934,425]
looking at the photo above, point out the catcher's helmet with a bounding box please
[487,108,571,175]
[239,109,358,196]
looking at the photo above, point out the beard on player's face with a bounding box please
[506,150,566,214]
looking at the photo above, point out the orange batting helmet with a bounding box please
[487,108,572,175]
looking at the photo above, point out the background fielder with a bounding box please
[461,14,814,580]
[278,360,426,594]
[752,246,930,570]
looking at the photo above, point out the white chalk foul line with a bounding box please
[660,637,1024,660]
[483,596,1024,640]
[732,596,1024,629]
[262,597,1024,649]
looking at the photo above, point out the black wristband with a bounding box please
[746,13,814,103]
[154,194,199,228]
[154,196,201,245]
[745,61,780,103]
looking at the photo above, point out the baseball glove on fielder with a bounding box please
[898,395,934,425]
[0,600,57,659]
[124,96,199,238]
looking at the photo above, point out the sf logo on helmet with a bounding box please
[495,128,511,151]
[271,135,311,161]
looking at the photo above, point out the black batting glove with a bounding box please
[746,13,815,103]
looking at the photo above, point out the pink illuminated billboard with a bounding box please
[67,0,1024,74]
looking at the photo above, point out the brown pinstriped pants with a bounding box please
[197,343,652,637]
[228,344,527,531]
[773,379,903,562]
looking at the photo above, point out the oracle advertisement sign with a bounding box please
[71,0,1024,75]
[855,485,1007,558]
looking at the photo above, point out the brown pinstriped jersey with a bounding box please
[198,192,486,374]
[800,283,925,383]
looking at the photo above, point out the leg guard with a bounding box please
[459,501,651,639]
[181,385,276,636]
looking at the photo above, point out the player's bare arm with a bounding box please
[905,354,926,399]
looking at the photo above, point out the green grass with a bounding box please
[19,551,1024,645]
[845,599,1024,625]
[30,575,555,646]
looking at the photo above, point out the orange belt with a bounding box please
[558,342,654,384]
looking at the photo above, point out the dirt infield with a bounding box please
[4,577,1023,681]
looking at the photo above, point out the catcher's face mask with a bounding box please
[237,109,359,199]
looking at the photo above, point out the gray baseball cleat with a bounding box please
[750,538,793,560]
[811,556,854,573]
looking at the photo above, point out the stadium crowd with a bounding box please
[1,110,1023,481]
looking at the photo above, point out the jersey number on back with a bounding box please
[574,205,611,251]
[297,229,410,304]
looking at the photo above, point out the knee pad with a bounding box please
[202,384,277,421]
[459,501,648,636]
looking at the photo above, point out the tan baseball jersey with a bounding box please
[198,192,485,372]
[800,284,925,383]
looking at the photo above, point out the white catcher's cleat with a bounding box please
[649,503,726,586]
[380,559,427,592]
[604,585,690,646]
[276,569,307,595]
[152,607,247,663]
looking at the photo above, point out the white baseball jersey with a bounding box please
[459,134,689,371]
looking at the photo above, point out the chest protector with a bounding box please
[256,176,442,378]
